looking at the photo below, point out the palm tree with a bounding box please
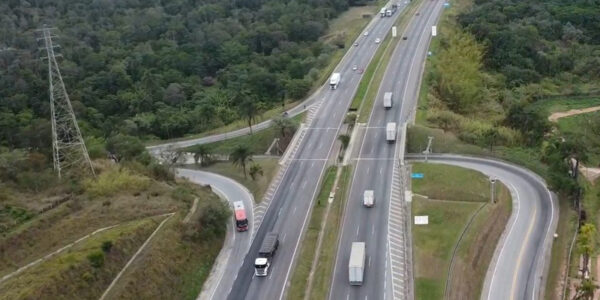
[230,145,253,178]
[190,144,211,166]
[235,90,262,134]
[249,163,264,180]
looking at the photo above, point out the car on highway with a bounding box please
[375,38,381,44]
[416,12,420,16]
[364,31,369,36]
[352,65,358,71]
[402,36,408,40]
[354,42,359,46]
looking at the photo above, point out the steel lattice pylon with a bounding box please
[39,27,95,179]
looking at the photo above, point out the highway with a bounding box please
[174,169,254,300]
[330,0,444,299]
[225,2,409,299]
[406,154,557,300]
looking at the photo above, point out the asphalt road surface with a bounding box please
[329,1,444,299]
[406,154,557,300]
[225,2,409,300]
[174,169,254,300]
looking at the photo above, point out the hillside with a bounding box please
[0,0,368,151]
[0,158,229,299]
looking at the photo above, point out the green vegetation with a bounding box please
[412,163,492,202]
[556,111,600,166]
[1,0,375,148]
[189,113,303,155]
[288,165,352,299]
[310,166,352,298]
[411,163,511,300]
[412,0,600,298]
[288,167,337,300]
[0,156,229,299]
[193,158,280,203]
[0,217,159,299]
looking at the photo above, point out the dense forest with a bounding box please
[0,0,361,153]
[420,0,600,197]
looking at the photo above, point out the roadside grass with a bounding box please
[352,0,422,119]
[0,217,159,299]
[191,158,280,203]
[100,214,224,300]
[194,113,304,155]
[529,96,600,116]
[556,111,600,166]
[412,163,491,202]
[407,125,550,178]
[309,165,352,299]
[413,196,481,299]
[288,167,338,300]
[545,197,577,299]
[449,182,511,299]
[411,162,511,299]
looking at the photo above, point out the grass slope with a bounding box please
[412,163,511,299]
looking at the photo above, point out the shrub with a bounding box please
[171,186,195,202]
[101,240,113,253]
[87,251,105,268]
[84,167,150,197]
[197,199,231,240]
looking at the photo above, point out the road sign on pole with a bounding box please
[432,26,437,36]
[392,26,397,37]
[411,173,424,179]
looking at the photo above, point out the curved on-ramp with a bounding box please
[406,154,558,300]
[175,169,254,300]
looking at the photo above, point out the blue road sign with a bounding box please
[444,2,450,7]
[411,173,424,179]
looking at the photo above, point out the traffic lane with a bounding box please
[244,159,323,299]
[230,15,398,299]
[408,155,555,300]
[174,169,255,300]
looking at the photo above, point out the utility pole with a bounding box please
[423,136,434,162]
[490,177,497,203]
[37,26,95,179]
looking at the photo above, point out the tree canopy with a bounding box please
[0,0,355,152]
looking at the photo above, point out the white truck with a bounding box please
[254,232,279,277]
[386,122,397,143]
[386,9,392,17]
[380,7,386,17]
[383,92,393,109]
[330,73,341,89]
[349,242,366,285]
[363,190,375,207]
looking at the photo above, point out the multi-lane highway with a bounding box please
[225,2,410,299]
[330,0,444,299]
[174,169,255,300]
[406,154,557,300]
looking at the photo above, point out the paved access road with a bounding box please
[406,154,558,300]
[330,0,444,299]
[226,2,409,300]
[174,169,254,300]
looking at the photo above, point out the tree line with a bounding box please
[0,0,359,155]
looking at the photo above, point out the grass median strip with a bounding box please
[288,165,352,299]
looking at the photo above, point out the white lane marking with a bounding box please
[487,182,521,300]
[356,226,360,236]
[319,143,323,149]
[368,256,371,268]
[346,293,350,300]
[302,180,308,188]
[372,224,375,235]
[311,162,315,168]
[282,233,287,243]
[380,167,383,175]
[367,167,370,174]
[293,207,297,214]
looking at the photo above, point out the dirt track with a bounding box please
[548,105,600,122]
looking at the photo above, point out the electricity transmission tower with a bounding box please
[38,26,95,179]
